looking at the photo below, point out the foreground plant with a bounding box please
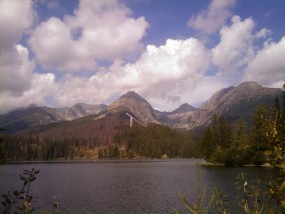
[175,163,214,214]
[177,164,285,214]
[1,168,39,214]
[1,168,59,214]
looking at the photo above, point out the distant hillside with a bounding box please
[0,104,107,133]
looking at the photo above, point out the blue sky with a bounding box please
[0,0,285,113]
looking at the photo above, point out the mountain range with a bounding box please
[0,81,282,133]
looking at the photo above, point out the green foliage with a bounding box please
[1,121,200,160]
[200,128,214,160]
[234,118,249,148]
[1,169,59,214]
[201,114,236,165]
[117,123,199,159]
[268,88,285,208]
[251,104,270,152]
[201,99,284,167]
[234,173,267,214]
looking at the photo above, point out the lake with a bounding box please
[0,159,275,213]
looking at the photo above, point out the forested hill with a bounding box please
[1,110,200,160]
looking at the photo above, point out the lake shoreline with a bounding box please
[2,158,273,169]
[201,160,273,168]
[0,157,201,165]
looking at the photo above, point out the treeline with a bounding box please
[2,136,94,160]
[0,122,200,160]
[201,95,285,166]
[106,124,200,159]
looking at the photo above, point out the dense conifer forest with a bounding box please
[200,94,285,166]
[0,119,200,160]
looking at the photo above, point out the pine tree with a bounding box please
[234,118,249,147]
[210,114,220,147]
[269,84,285,207]
[251,104,269,152]
[218,115,233,149]
[200,128,214,160]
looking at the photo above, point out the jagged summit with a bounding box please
[108,91,158,124]
[200,81,282,126]
[171,103,197,114]
[27,104,38,108]
[120,91,146,102]
[235,81,263,91]
[110,91,150,107]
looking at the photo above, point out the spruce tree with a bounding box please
[234,118,249,148]
[210,114,219,147]
[251,104,269,152]
[218,115,233,149]
[200,128,214,160]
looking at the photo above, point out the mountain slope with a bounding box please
[156,103,199,129]
[0,104,107,133]
[200,81,282,125]
[108,91,159,124]
[170,103,197,114]
[54,103,107,120]
[156,81,282,129]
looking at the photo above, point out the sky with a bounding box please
[0,0,285,114]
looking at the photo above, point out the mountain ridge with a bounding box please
[0,81,283,133]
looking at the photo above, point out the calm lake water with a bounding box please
[0,159,275,213]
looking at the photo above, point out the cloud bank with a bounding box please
[0,0,284,114]
[29,0,148,71]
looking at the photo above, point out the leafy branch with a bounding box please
[1,168,39,214]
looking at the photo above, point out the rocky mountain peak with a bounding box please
[110,91,152,109]
[237,81,262,90]
[171,103,197,114]
[27,104,38,108]
[108,91,157,124]
[200,81,282,126]
[120,91,146,102]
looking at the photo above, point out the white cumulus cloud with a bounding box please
[212,16,255,73]
[243,36,285,88]
[117,38,210,108]
[0,0,35,97]
[0,45,35,95]
[0,73,56,113]
[29,0,148,72]
[0,0,34,52]
[36,37,210,111]
[188,0,235,35]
